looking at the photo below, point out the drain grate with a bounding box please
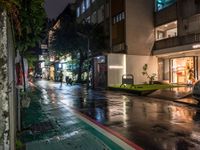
[30,121,54,134]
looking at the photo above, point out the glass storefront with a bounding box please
[170,57,196,84]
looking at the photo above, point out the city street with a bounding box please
[29,79,200,150]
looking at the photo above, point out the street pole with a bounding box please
[87,37,90,89]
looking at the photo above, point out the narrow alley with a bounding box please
[20,80,200,150]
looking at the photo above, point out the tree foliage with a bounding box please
[50,5,106,82]
[50,4,106,57]
[0,0,47,53]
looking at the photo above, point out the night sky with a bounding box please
[44,0,74,19]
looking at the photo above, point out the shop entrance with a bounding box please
[171,57,195,84]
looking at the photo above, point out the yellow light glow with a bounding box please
[109,66,123,69]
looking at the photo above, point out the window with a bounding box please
[156,0,176,11]
[98,5,104,23]
[86,16,91,23]
[113,12,125,24]
[91,11,97,24]
[77,7,80,17]
[155,21,177,40]
[86,0,90,9]
[81,1,86,13]
[121,12,125,20]
[113,17,116,24]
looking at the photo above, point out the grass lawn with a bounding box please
[109,84,185,91]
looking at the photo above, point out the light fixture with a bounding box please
[109,66,123,69]
[193,44,200,49]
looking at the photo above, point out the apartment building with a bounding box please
[75,0,157,86]
[75,0,110,87]
[153,0,200,84]
[76,0,200,86]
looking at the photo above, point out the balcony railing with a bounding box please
[154,33,200,50]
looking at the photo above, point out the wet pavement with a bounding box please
[21,83,126,150]
[29,80,200,150]
[148,86,193,100]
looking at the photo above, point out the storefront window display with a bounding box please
[171,57,196,84]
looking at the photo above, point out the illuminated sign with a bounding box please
[40,44,47,49]
[50,55,55,62]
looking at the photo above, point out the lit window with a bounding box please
[81,1,86,13]
[119,13,122,21]
[156,0,176,11]
[155,21,177,40]
[77,7,80,17]
[86,16,91,23]
[116,15,119,22]
[113,17,116,24]
[98,5,104,23]
[121,12,125,20]
[91,11,97,23]
[86,0,90,9]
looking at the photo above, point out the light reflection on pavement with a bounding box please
[36,80,200,150]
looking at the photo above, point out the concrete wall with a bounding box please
[126,55,158,84]
[0,10,9,150]
[177,0,200,36]
[0,10,16,150]
[125,0,154,55]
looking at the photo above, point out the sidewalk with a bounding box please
[20,83,141,150]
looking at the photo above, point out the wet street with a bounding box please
[34,80,200,150]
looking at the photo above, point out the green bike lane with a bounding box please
[20,82,141,150]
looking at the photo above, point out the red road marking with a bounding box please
[74,110,143,150]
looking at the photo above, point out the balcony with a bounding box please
[154,33,200,50]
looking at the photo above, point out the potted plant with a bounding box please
[142,64,157,84]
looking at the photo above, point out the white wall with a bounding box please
[107,54,158,85]
[107,54,126,86]
[126,55,158,84]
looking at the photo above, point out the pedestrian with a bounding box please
[65,76,69,85]
[59,71,63,87]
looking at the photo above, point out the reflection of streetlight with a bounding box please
[76,32,90,88]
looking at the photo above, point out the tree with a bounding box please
[0,1,47,149]
[50,4,106,82]
[0,0,47,52]
[1,0,47,90]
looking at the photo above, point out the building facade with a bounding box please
[75,0,157,86]
[76,0,200,86]
[154,0,200,84]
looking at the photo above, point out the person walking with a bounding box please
[59,70,63,87]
